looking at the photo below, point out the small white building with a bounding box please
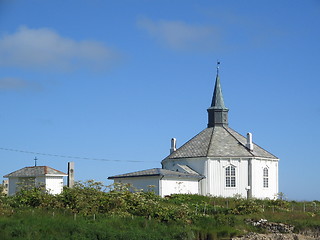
[109,65,279,199]
[4,166,67,195]
[108,166,204,197]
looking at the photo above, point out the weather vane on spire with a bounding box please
[216,60,220,75]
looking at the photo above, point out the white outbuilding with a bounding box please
[108,166,204,197]
[109,64,279,199]
[4,166,67,195]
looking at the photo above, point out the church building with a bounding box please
[109,65,279,199]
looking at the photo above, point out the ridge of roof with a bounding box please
[223,126,255,157]
[206,126,215,156]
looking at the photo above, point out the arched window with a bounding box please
[226,166,236,187]
[263,168,268,188]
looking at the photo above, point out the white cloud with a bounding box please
[0,77,41,91]
[0,26,121,72]
[137,18,221,51]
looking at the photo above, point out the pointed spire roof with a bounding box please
[209,73,228,110]
[207,62,229,127]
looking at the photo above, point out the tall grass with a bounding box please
[0,210,195,240]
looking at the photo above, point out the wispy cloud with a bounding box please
[137,18,221,51]
[0,77,41,91]
[137,16,286,53]
[0,26,121,72]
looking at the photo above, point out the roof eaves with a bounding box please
[162,174,204,180]
[108,174,160,179]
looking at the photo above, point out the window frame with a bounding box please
[225,165,236,188]
[263,167,269,188]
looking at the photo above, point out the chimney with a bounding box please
[67,162,75,188]
[170,138,177,154]
[246,133,253,151]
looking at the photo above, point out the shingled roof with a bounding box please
[108,168,204,180]
[4,166,67,178]
[163,126,278,160]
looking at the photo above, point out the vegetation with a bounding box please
[1,181,320,239]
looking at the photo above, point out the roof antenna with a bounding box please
[34,157,38,166]
[216,60,220,76]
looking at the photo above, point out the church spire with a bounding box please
[207,62,229,128]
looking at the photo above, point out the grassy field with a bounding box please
[1,181,320,240]
[0,211,195,240]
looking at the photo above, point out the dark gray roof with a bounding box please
[108,168,204,180]
[4,166,67,178]
[163,126,278,160]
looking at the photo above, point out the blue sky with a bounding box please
[0,0,319,201]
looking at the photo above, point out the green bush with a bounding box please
[3,181,320,239]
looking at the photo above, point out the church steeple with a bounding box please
[207,62,229,128]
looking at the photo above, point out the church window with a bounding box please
[226,166,236,187]
[263,168,268,188]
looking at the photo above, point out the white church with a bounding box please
[109,66,279,199]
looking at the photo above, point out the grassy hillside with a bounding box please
[0,181,319,240]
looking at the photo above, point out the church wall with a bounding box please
[251,158,279,199]
[161,178,199,197]
[113,176,160,195]
[207,158,249,198]
[163,157,279,199]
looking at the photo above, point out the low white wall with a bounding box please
[7,176,64,195]
[113,176,160,195]
[160,178,199,197]
[113,176,200,197]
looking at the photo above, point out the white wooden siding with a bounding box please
[251,158,278,199]
[206,158,249,198]
[163,156,279,199]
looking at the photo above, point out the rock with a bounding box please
[245,219,295,233]
[233,219,320,240]
[232,233,320,240]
